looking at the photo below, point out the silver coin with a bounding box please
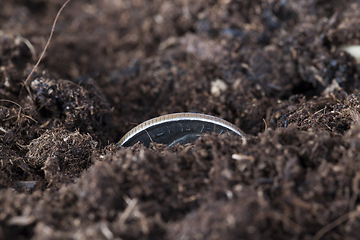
[118,113,246,147]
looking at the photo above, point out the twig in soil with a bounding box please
[23,0,72,92]
[350,172,360,211]
[0,126,7,138]
[99,222,114,239]
[263,118,268,131]
[15,34,37,61]
[120,197,149,234]
[0,99,23,109]
[0,127,7,134]
[0,99,37,123]
[119,198,138,225]
[313,212,351,240]
[144,129,153,143]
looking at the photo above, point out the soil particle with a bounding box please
[30,77,115,145]
[26,127,97,185]
[167,198,268,240]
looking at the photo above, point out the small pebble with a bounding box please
[211,79,228,97]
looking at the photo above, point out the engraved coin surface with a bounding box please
[118,113,246,147]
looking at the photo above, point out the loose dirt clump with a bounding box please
[29,77,114,145]
[26,127,97,185]
[2,0,360,239]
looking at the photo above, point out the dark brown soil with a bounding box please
[1,0,360,239]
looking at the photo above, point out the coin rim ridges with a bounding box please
[118,113,246,146]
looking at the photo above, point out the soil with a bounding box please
[1,0,360,239]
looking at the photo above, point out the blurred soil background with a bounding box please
[1,0,360,239]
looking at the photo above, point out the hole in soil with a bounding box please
[291,80,317,97]
[5,225,35,240]
[24,1,47,15]
[38,108,53,118]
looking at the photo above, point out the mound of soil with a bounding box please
[1,0,360,239]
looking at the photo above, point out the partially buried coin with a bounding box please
[118,113,246,147]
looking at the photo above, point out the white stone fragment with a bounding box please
[211,79,228,97]
[341,45,360,60]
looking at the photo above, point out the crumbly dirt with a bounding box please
[1,0,360,239]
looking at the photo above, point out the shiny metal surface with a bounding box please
[118,113,246,147]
